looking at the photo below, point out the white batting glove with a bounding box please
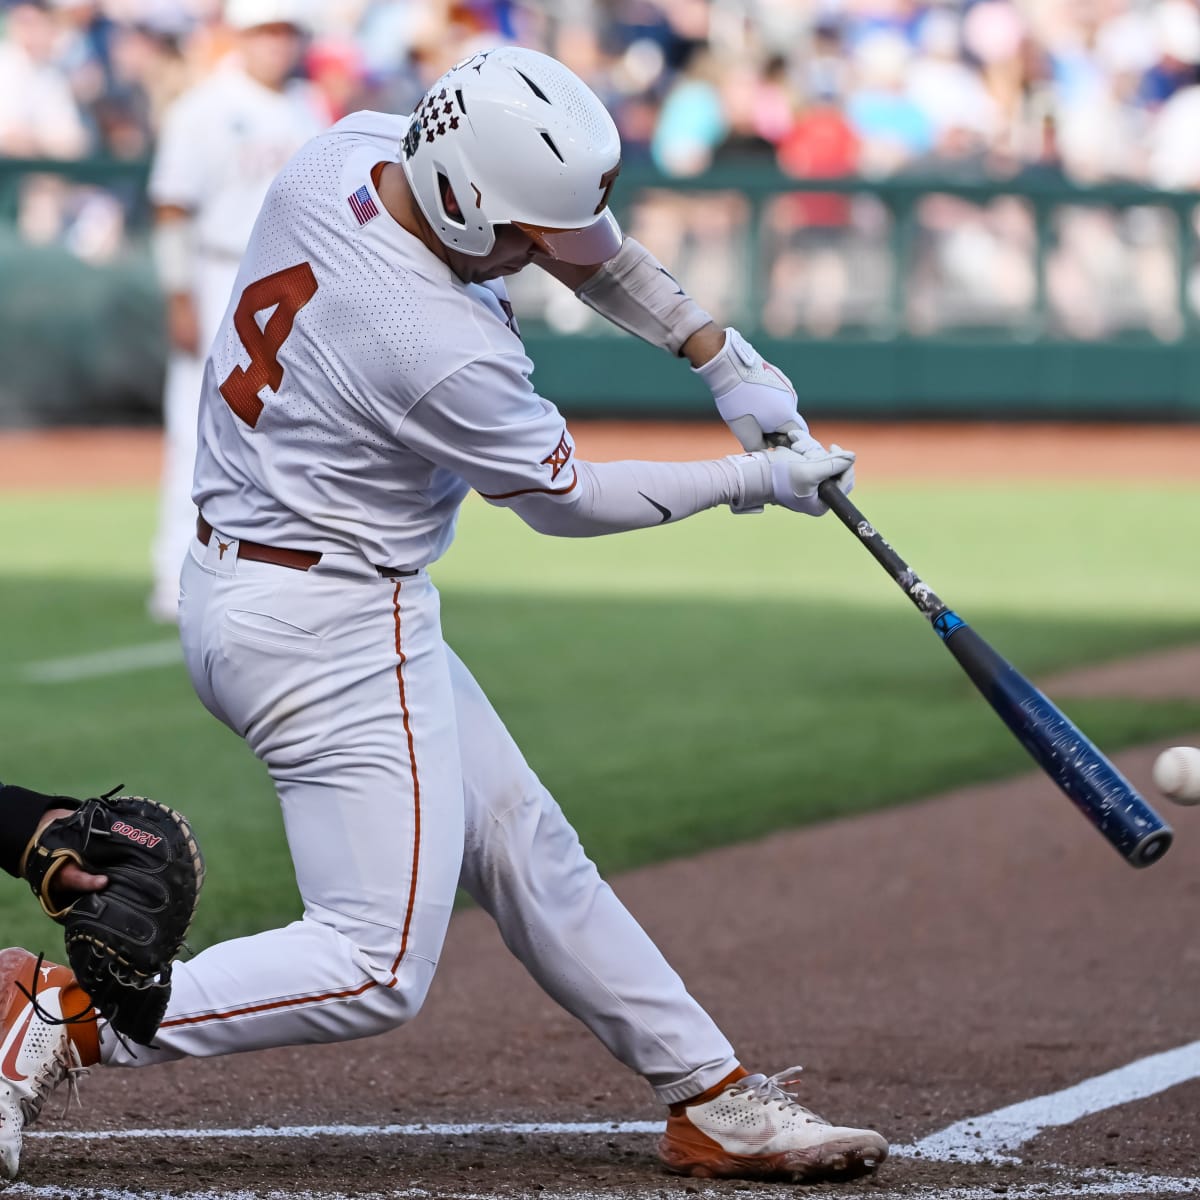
[694,328,821,453]
[730,437,856,517]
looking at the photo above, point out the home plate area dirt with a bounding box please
[18,644,1200,1199]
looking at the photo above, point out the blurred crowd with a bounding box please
[4,0,1200,338]
[8,0,1200,185]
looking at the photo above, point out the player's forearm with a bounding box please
[503,456,747,537]
[573,237,714,356]
[151,205,197,297]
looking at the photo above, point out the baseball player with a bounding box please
[0,47,887,1184]
[148,0,325,622]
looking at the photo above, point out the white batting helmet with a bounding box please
[400,46,623,265]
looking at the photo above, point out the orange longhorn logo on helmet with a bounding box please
[595,162,621,215]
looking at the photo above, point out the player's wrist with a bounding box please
[726,451,772,512]
[680,322,725,369]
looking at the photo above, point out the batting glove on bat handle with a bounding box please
[695,329,822,453]
[732,443,856,516]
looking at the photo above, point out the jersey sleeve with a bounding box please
[148,94,207,210]
[397,354,744,538]
[397,355,580,501]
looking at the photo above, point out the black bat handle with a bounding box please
[816,479,953,629]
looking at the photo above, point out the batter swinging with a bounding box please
[0,47,886,1185]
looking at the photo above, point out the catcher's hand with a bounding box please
[21,791,204,1045]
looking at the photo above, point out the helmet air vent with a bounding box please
[539,132,565,163]
[515,69,550,102]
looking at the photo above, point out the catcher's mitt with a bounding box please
[21,791,204,1045]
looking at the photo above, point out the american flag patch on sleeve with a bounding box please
[348,185,379,226]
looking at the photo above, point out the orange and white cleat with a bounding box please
[0,947,99,1179]
[659,1066,888,1183]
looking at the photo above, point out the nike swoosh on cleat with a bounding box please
[0,1009,35,1084]
[638,492,672,524]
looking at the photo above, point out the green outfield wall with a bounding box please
[1,156,1198,423]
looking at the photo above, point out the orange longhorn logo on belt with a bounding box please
[217,539,232,560]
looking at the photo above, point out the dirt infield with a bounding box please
[26,732,1200,1198]
[7,424,1200,1198]
[1,420,1198,488]
[1042,645,1200,701]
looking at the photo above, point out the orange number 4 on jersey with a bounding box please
[219,261,318,428]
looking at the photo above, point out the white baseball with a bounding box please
[1152,746,1200,806]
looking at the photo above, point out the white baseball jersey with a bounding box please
[194,110,743,569]
[149,65,325,258]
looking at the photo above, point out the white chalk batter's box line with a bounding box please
[24,1038,1200,1197]
[4,1171,1200,1200]
[31,1035,1200,1160]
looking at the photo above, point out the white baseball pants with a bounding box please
[104,532,738,1104]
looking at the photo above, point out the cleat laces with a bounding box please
[20,1045,88,1125]
[726,1067,830,1126]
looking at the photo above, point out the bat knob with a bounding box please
[1128,827,1173,868]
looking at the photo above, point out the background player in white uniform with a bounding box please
[147,0,325,622]
[0,48,887,1185]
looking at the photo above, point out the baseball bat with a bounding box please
[815,479,1173,868]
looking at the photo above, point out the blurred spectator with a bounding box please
[0,1,88,158]
[651,47,725,175]
[845,31,934,175]
[305,37,366,124]
[906,9,997,150]
[765,88,862,336]
[1137,0,1200,107]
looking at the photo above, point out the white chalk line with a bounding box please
[898,1037,1200,1164]
[31,1037,1200,1163]
[21,639,182,683]
[21,1039,1200,1196]
[3,1170,1199,1200]
[27,1119,662,1142]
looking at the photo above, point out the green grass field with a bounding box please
[1,481,1198,952]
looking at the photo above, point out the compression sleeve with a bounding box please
[397,354,759,536]
[497,456,744,536]
[0,783,80,878]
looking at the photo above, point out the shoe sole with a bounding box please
[659,1136,888,1183]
